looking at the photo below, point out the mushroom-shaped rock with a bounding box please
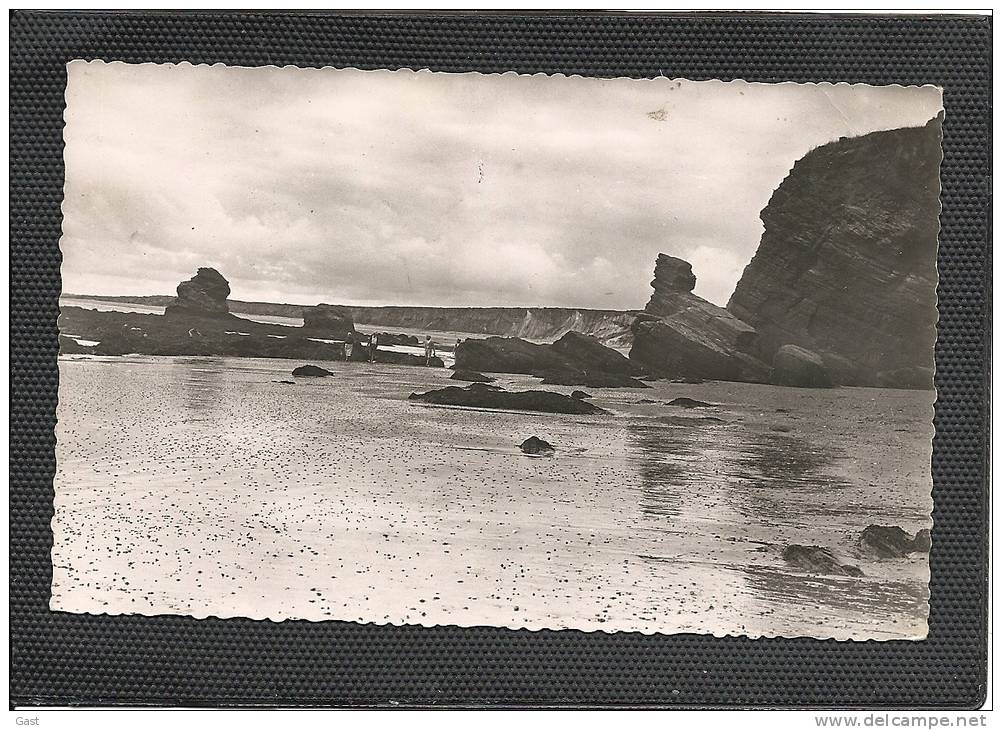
[628,254,770,383]
[165,267,231,317]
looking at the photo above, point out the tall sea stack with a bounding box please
[727,116,942,389]
[628,254,770,382]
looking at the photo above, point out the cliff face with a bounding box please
[629,254,770,382]
[727,117,942,389]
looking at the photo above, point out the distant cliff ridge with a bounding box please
[63,294,638,347]
[344,306,638,347]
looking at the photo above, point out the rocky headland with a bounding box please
[630,117,941,390]
[59,268,446,366]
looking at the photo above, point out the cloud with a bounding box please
[61,63,943,308]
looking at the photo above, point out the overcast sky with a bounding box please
[61,62,942,308]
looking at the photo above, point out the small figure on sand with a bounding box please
[369,333,378,363]
[424,335,436,366]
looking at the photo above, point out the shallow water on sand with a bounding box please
[52,356,933,639]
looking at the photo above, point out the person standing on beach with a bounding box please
[424,335,436,366]
[369,333,378,363]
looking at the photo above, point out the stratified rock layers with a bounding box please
[727,117,942,389]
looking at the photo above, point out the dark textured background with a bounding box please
[9,11,990,708]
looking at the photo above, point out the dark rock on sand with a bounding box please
[273,380,296,384]
[629,255,771,382]
[378,349,445,368]
[409,382,607,415]
[455,330,644,388]
[550,331,643,376]
[455,336,554,374]
[451,369,495,383]
[165,267,231,318]
[292,365,334,377]
[770,344,833,388]
[370,332,420,347]
[859,525,932,558]
[302,304,355,340]
[657,415,725,426]
[571,390,592,400]
[782,545,864,577]
[519,436,555,455]
[727,117,942,389]
[667,397,713,408]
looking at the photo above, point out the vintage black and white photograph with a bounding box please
[54,61,942,640]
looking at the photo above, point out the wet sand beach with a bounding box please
[52,355,933,639]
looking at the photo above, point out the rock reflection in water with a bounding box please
[174,357,225,419]
[626,406,929,638]
[740,564,929,638]
[734,431,848,491]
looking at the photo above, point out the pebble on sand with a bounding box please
[519,436,555,455]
